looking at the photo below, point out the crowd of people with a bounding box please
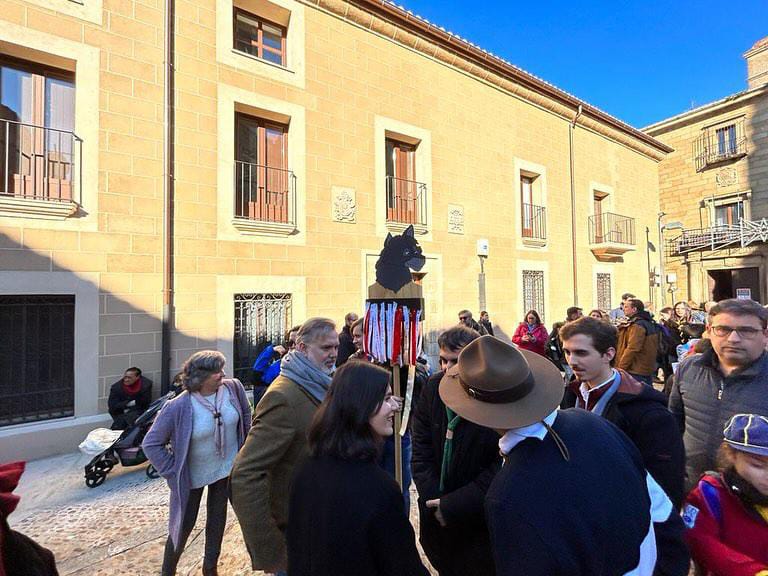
[5,295,768,576]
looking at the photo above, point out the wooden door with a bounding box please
[521,176,534,237]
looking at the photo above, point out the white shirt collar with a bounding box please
[578,369,617,406]
[498,410,558,455]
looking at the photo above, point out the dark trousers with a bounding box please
[162,476,229,576]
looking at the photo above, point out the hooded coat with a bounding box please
[616,311,660,377]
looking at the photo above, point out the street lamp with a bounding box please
[657,213,684,307]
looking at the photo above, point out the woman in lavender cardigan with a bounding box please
[143,350,252,576]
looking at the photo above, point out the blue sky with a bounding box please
[395,1,767,128]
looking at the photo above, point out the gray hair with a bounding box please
[182,350,226,392]
[297,317,336,346]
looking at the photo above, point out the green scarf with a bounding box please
[439,407,463,492]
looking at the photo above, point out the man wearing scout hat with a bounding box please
[439,335,687,576]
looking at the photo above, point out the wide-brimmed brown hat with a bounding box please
[439,335,564,429]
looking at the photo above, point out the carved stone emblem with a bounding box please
[332,187,356,223]
[448,204,464,234]
[716,168,738,187]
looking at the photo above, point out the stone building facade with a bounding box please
[645,37,768,308]
[0,0,669,459]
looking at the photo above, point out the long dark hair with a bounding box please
[524,309,541,325]
[308,361,391,461]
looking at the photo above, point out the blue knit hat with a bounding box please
[724,414,768,457]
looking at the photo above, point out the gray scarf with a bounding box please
[280,350,332,403]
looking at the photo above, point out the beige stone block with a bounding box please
[217,241,253,259]
[99,354,132,378]
[105,332,156,355]
[100,313,131,335]
[234,259,271,275]
[53,251,107,273]
[100,151,133,174]
[131,313,162,333]
[100,193,133,214]
[132,196,162,217]
[109,94,157,122]
[133,80,163,103]
[0,248,52,271]
[81,233,131,254]
[0,227,23,249]
[179,238,217,257]
[22,229,79,251]
[197,256,235,275]
[27,8,83,42]
[109,54,156,82]
[107,253,155,273]
[131,235,161,255]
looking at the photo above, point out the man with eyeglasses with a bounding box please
[669,298,768,489]
[458,309,488,335]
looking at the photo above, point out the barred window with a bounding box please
[596,273,612,311]
[522,270,545,323]
[233,293,292,384]
[0,295,75,426]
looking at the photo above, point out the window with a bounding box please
[714,200,744,227]
[0,295,75,427]
[592,192,607,242]
[522,270,545,323]
[596,273,612,311]
[235,112,293,224]
[233,293,292,383]
[385,138,426,227]
[234,9,286,66]
[0,58,77,203]
[520,175,546,241]
[716,124,737,157]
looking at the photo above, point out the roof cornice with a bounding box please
[302,0,672,159]
[643,84,768,135]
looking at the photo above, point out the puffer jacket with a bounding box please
[669,349,768,490]
[616,311,659,376]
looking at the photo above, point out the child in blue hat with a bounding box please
[683,414,768,576]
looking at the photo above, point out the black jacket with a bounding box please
[287,456,427,576]
[561,370,686,508]
[336,326,356,366]
[486,409,688,576]
[412,372,500,576]
[107,376,152,418]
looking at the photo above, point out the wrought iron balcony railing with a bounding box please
[234,161,296,227]
[693,118,747,172]
[588,212,636,246]
[386,175,427,228]
[667,219,768,256]
[0,119,82,204]
[521,203,547,241]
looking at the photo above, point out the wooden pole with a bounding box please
[392,366,403,489]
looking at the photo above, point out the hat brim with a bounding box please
[724,439,768,457]
[439,347,565,430]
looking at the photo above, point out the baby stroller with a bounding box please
[84,390,175,488]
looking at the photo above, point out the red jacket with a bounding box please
[511,323,548,357]
[684,473,768,576]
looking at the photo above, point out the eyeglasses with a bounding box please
[288,340,296,348]
[458,316,469,321]
[710,325,764,339]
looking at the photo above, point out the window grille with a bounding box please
[233,293,292,384]
[522,270,545,323]
[0,295,75,427]
[596,273,612,311]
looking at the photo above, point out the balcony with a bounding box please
[588,212,636,261]
[0,119,81,218]
[693,118,747,172]
[521,203,547,246]
[667,219,768,256]
[386,175,428,234]
[233,161,297,235]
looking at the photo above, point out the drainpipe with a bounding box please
[161,0,175,393]
[569,104,582,306]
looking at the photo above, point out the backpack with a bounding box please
[654,321,674,357]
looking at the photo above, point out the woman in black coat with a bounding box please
[287,361,427,576]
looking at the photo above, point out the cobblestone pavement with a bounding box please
[10,452,437,575]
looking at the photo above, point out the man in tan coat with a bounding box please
[230,318,339,575]
[615,299,659,386]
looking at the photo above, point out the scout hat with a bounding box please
[439,335,564,430]
[724,414,768,457]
